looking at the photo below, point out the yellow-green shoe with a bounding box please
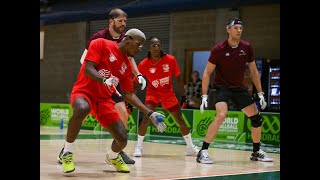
[61,151,75,173]
[105,154,130,173]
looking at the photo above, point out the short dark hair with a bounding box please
[108,8,127,19]
[226,18,242,28]
[147,36,165,58]
[148,36,159,42]
[192,70,199,76]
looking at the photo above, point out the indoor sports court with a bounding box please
[40,127,280,180]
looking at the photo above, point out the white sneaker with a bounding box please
[133,146,142,157]
[196,149,214,164]
[185,145,199,156]
[250,149,274,162]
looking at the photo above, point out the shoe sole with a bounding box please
[133,154,141,157]
[63,168,75,173]
[250,157,273,162]
[105,160,130,173]
[196,159,214,164]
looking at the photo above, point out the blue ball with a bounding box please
[156,116,164,122]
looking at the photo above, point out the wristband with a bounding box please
[147,110,154,117]
[137,73,142,77]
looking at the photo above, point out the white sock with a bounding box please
[63,141,73,154]
[183,133,194,148]
[137,135,145,147]
[108,149,119,159]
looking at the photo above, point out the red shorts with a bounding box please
[145,92,180,112]
[70,93,120,128]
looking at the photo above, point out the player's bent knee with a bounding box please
[249,113,263,127]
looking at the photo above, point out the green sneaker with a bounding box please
[61,151,75,173]
[105,154,130,173]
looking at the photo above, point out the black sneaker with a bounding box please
[57,148,64,164]
[119,150,135,164]
[250,149,274,162]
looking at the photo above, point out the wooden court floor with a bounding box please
[40,127,280,180]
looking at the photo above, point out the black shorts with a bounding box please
[213,85,254,110]
[111,84,125,103]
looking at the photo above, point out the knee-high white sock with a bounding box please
[108,149,119,159]
[183,133,194,148]
[63,141,73,154]
[137,135,145,147]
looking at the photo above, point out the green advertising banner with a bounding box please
[40,103,280,147]
[40,103,138,134]
[40,103,73,128]
[244,112,280,146]
[192,110,246,143]
[81,115,100,131]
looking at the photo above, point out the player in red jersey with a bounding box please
[58,29,167,173]
[76,8,146,164]
[196,18,273,164]
[132,37,199,157]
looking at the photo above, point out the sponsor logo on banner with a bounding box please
[40,103,73,127]
[244,112,280,146]
[192,110,246,143]
[148,109,193,137]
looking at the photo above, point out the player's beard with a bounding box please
[113,25,125,34]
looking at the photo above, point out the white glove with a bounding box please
[137,73,146,90]
[257,92,267,110]
[103,76,122,97]
[200,95,208,114]
[148,111,167,133]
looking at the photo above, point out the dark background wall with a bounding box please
[40,1,280,104]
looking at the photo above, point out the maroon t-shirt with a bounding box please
[85,28,125,49]
[208,39,254,88]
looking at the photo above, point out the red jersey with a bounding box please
[85,28,125,49]
[137,54,180,97]
[71,38,133,101]
[208,39,254,88]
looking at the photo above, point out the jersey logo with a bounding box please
[239,50,246,56]
[159,76,169,86]
[149,68,156,73]
[119,62,127,75]
[109,54,116,62]
[162,64,169,72]
[151,80,159,88]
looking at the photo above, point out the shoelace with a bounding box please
[257,150,267,158]
[63,154,73,164]
[201,150,210,158]
[116,156,125,165]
